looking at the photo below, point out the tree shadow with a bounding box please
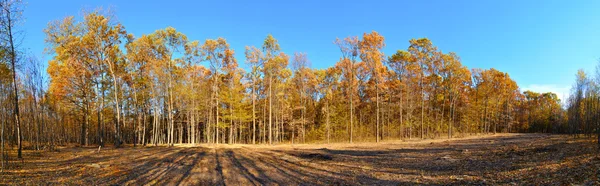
[5,134,595,185]
[223,150,260,185]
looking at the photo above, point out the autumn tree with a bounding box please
[261,34,286,144]
[335,36,360,143]
[201,37,234,144]
[291,52,311,143]
[359,31,386,142]
[387,50,413,138]
[407,38,437,139]
[81,11,128,147]
[155,27,187,146]
[45,16,96,146]
[438,53,471,138]
[0,0,24,158]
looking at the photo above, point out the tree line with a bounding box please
[566,68,600,144]
[2,4,595,167]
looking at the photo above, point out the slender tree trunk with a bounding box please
[350,61,354,143]
[420,74,424,140]
[168,76,175,146]
[269,76,272,145]
[207,91,213,144]
[252,81,256,144]
[327,100,330,144]
[31,87,39,150]
[191,105,195,145]
[132,83,140,147]
[142,108,146,146]
[81,96,87,146]
[106,61,122,147]
[7,10,22,158]
[212,66,220,144]
[2,103,5,172]
[448,95,453,139]
[399,82,403,139]
[376,82,380,143]
[263,99,266,144]
[97,70,105,147]
[301,89,306,144]
[229,93,233,144]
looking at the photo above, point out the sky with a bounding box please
[18,0,600,102]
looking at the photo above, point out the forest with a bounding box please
[3,2,600,156]
[1,1,600,184]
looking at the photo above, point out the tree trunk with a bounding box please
[420,74,424,139]
[2,102,5,172]
[6,9,22,158]
[106,61,122,147]
[269,76,272,145]
[97,69,105,147]
[376,82,380,143]
[350,61,354,143]
[252,81,256,144]
[327,100,330,144]
[168,77,174,146]
[399,83,403,139]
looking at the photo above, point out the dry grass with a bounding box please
[0,133,599,185]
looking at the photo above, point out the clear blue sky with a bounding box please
[20,0,600,101]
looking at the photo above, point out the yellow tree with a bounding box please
[335,36,359,143]
[245,46,262,144]
[221,46,239,144]
[262,34,281,145]
[80,11,128,147]
[439,52,471,138]
[359,31,385,142]
[201,37,233,144]
[157,27,187,146]
[126,34,165,146]
[387,50,413,138]
[183,40,206,145]
[45,16,95,146]
[291,52,310,143]
[408,38,436,139]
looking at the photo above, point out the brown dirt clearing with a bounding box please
[1,133,599,185]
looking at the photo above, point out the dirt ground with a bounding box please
[0,133,599,185]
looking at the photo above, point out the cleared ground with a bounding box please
[1,134,599,185]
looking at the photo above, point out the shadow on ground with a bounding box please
[2,134,598,185]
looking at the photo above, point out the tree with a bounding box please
[292,52,310,143]
[219,44,240,144]
[81,11,128,147]
[407,38,436,139]
[387,50,413,138]
[45,15,96,147]
[0,0,24,159]
[438,53,471,138]
[359,31,385,142]
[245,46,262,144]
[45,10,130,148]
[261,34,282,145]
[155,27,187,146]
[335,36,359,143]
[202,37,233,144]
[0,44,11,170]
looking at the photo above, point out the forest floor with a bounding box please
[0,133,599,185]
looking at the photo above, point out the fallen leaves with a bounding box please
[1,134,598,185]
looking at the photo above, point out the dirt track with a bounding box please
[1,134,599,185]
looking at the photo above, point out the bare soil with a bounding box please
[1,133,599,185]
